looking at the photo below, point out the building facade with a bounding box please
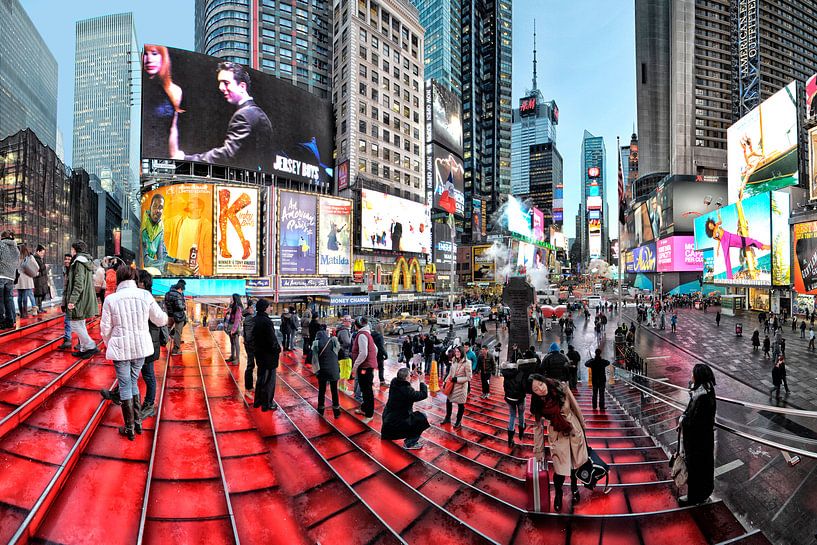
[461,0,512,229]
[0,0,58,148]
[411,0,461,96]
[511,98,558,196]
[332,0,425,202]
[580,130,606,263]
[194,0,332,99]
[527,142,563,228]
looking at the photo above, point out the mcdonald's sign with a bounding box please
[391,256,424,293]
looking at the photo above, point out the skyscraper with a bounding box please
[411,0,461,95]
[461,0,512,228]
[580,130,606,263]
[194,0,332,99]
[0,0,57,148]
[527,142,563,227]
[73,12,139,244]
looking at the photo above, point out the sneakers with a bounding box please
[57,340,72,350]
[72,347,100,359]
[354,408,365,415]
[404,439,424,450]
[140,402,156,419]
[362,416,374,424]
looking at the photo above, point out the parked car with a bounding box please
[384,319,423,336]
[436,310,470,327]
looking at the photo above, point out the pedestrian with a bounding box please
[770,355,789,400]
[105,263,117,298]
[242,301,257,390]
[792,316,797,332]
[93,260,106,306]
[500,355,536,447]
[764,318,770,334]
[671,312,678,333]
[566,344,581,390]
[477,345,495,399]
[57,253,73,348]
[540,342,570,382]
[464,341,478,375]
[312,323,341,418]
[99,266,168,440]
[441,345,471,429]
[468,322,477,345]
[762,334,770,357]
[0,231,20,329]
[423,333,435,374]
[16,244,38,318]
[585,348,611,411]
[164,282,187,355]
[136,269,165,420]
[253,298,281,411]
[381,367,430,450]
[336,315,353,360]
[810,327,816,350]
[65,241,100,358]
[800,320,806,339]
[372,323,388,386]
[529,374,588,512]
[225,293,243,363]
[302,311,314,364]
[351,316,377,423]
[751,329,760,351]
[32,245,49,313]
[715,311,721,327]
[678,364,717,506]
[402,336,414,369]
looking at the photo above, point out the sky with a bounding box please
[21,0,635,240]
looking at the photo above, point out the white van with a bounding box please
[437,310,470,326]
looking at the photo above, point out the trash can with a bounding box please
[735,323,743,337]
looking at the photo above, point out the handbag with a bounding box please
[313,338,330,374]
[576,429,611,493]
[670,426,688,487]
[441,377,455,396]
[159,325,170,346]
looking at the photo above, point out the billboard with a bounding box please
[633,202,655,246]
[656,236,704,273]
[532,208,544,242]
[809,127,817,201]
[360,189,431,254]
[336,161,349,191]
[278,191,317,275]
[140,45,333,183]
[662,180,728,237]
[694,191,772,286]
[771,191,790,286]
[587,196,603,210]
[318,196,353,276]
[432,220,457,265]
[807,73,817,119]
[472,244,496,282]
[792,222,817,294]
[506,196,532,237]
[214,186,259,275]
[516,242,535,270]
[429,80,463,155]
[630,243,656,273]
[140,183,214,277]
[431,145,465,216]
[472,198,484,242]
[589,233,602,259]
[727,81,798,202]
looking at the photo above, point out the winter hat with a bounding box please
[256,299,270,313]
[549,342,560,352]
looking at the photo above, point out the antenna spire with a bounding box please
[532,20,538,92]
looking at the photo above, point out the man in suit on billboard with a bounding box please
[176,62,273,172]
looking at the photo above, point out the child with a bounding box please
[762,335,771,358]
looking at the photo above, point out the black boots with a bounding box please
[507,428,515,448]
[119,399,135,441]
[518,423,525,440]
[132,393,143,435]
[554,487,563,512]
[100,387,122,405]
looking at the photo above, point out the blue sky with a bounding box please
[22,0,634,239]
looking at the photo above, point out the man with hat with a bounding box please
[539,342,569,383]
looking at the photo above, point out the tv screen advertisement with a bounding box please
[668,180,728,236]
[807,72,817,119]
[625,250,634,273]
[587,196,602,210]
[472,197,484,242]
[360,189,431,254]
[631,243,657,272]
[532,208,545,242]
[516,241,535,270]
[336,161,349,191]
[656,236,704,273]
[771,191,790,286]
[140,183,214,277]
[278,190,317,275]
[432,145,464,216]
[430,80,463,155]
[506,196,532,238]
[694,191,772,286]
[793,221,817,294]
[432,220,457,265]
[214,185,259,275]
[727,81,798,202]
[589,232,602,259]
[318,196,353,276]
[140,45,334,183]
[809,126,817,201]
[472,245,495,282]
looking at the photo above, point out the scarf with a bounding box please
[539,395,572,434]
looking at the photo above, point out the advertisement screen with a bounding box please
[589,232,602,258]
[694,191,772,286]
[430,80,463,155]
[432,145,464,216]
[318,196,353,276]
[140,183,214,277]
[214,185,259,275]
[809,127,817,201]
[472,244,495,282]
[336,161,349,191]
[532,208,544,242]
[807,73,817,119]
[587,196,602,210]
[506,196,532,237]
[516,242,535,270]
[630,243,656,272]
[472,198,484,242]
[278,190,317,275]
[625,251,634,273]
[634,202,655,245]
[793,221,817,294]
[727,81,798,202]
[141,45,333,183]
[432,220,457,265]
[666,180,728,236]
[361,189,431,254]
[656,236,704,272]
[771,191,790,286]
[588,210,601,220]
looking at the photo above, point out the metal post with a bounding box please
[450,213,456,317]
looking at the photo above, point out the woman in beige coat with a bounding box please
[529,374,588,512]
[441,346,472,429]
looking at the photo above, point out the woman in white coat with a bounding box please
[100,266,168,440]
[16,244,38,318]
[441,346,472,429]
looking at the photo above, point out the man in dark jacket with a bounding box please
[164,282,187,355]
[372,324,389,386]
[306,312,320,365]
[566,344,581,389]
[0,231,20,328]
[280,308,292,351]
[381,367,429,449]
[501,357,537,446]
[423,334,435,374]
[33,245,49,312]
[243,302,257,391]
[57,253,73,349]
[540,342,569,382]
[65,240,99,359]
[477,345,495,399]
[585,348,611,410]
[253,298,281,411]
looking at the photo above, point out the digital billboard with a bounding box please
[807,72,817,119]
[727,81,798,202]
[336,161,349,191]
[771,191,790,286]
[431,145,464,216]
[634,202,655,245]
[318,196,353,276]
[589,233,602,259]
[214,185,259,275]
[809,127,817,201]
[429,80,463,155]
[516,242,535,270]
[662,180,728,237]
[472,198,484,242]
[140,183,214,277]
[587,196,603,210]
[532,208,544,242]
[472,244,495,282]
[694,191,772,286]
[506,196,532,237]
[656,236,704,273]
[432,220,457,266]
[630,243,656,272]
[278,190,317,275]
[360,189,431,254]
[140,45,334,183]
[793,221,817,294]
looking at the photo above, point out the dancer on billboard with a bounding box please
[704,209,770,280]
[141,45,183,158]
[218,188,252,260]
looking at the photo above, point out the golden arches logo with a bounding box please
[391,256,423,293]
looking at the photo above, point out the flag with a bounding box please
[617,136,626,225]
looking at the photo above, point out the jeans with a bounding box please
[17,288,35,316]
[507,399,525,431]
[256,366,278,407]
[171,318,186,350]
[357,367,374,417]
[0,279,15,324]
[114,358,145,401]
[317,375,340,411]
[142,356,157,405]
[244,348,256,389]
[63,312,71,341]
[70,319,95,351]
[229,332,241,361]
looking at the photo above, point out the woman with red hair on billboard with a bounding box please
[142,44,183,158]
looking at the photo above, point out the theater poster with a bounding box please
[318,196,353,276]
[278,190,317,275]
[214,185,259,275]
[794,220,817,294]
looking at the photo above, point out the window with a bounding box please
[359,28,367,42]
[359,46,367,59]
[341,83,347,97]
[371,71,379,83]
[359,139,367,152]
[383,148,390,161]
[359,64,367,77]
[372,36,379,48]
[383,165,390,179]
[371,161,379,175]
[394,134,400,146]
[359,82,367,94]
[280,47,292,58]
[341,119,347,133]
[359,102,367,115]
[383,60,389,71]
[359,159,367,172]
[371,89,379,100]
[383,112,390,124]
[383,129,390,142]
[372,106,379,119]
[359,120,367,132]
[371,124,378,137]
[371,143,379,157]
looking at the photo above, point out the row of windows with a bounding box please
[205,24,249,46]
[206,9,249,29]
[205,0,248,19]
[357,138,421,170]
[206,40,250,56]
[357,159,421,188]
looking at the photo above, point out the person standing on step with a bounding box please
[809,326,816,350]
[0,231,20,329]
[770,355,789,400]
[751,329,760,351]
[351,316,377,423]
[678,363,717,506]
[16,244,38,318]
[565,344,581,390]
[225,293,243,364]
[279,307,292,351]
[312,322,341,418]
[540,342,569,383]
[253,298,281,411]
[242,301,257,391]
[57,253,73,349]
[382,367,429,450]
[93,259,106,307]
[100,266,167,441]
[33,245,49,314]
[336,315,353,362]
[585,348,610,411]
[164,282,187,355]
[441,345,472,429]
[800,319,806,338]
[372,322,389,386]
[66,240,100,359]
[477,345,495,399]
[500,354,536,447]
[529,374,588,512]
[763,334,771,358]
